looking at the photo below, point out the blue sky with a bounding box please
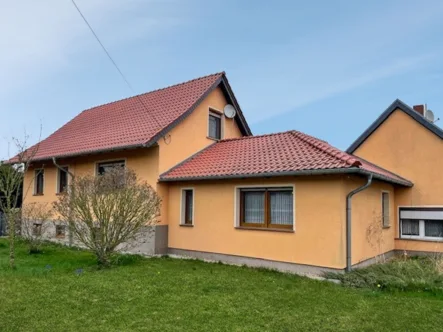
[1,0,443,160]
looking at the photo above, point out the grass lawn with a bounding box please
[1,240,443,331]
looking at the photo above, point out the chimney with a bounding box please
[413,104,426,116]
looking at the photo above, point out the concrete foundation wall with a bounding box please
[40,224,168,256]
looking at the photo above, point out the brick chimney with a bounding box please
[413,104,426,116]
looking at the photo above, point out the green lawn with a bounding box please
[0,240,442,331]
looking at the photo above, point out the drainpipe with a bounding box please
[346,174,373,272]
[52,157,75,247]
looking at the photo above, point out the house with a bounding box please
[17,72,443,274]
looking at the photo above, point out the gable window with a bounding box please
[208,111,222,140]
[34,169,44,195]
[400,208,443,240]
[57,166,69,194]
[97,160,125,175]
[181,189,194,225]
[382,192,390,227]
[239,187,294,230]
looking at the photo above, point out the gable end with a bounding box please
[346,99,443,154]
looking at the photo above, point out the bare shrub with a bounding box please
[0,133,40,269]
[21,203,53,254]
[366,212,386,263]
[53,167,161,266]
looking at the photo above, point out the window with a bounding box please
[181,189,194,225]
[57,166,69,193]
[55,225,66,238]
[33,223,42,236]
[382,192,390,227]
[97,160,125,175]
[400,208,443,240]
[35,169,44,195]
[208,111,221,140]
[239,187,293,229]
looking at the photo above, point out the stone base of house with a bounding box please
[43,224,168,256]
[168,248,344,276]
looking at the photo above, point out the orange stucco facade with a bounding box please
[353,108,443,253]
[167,175,394,269]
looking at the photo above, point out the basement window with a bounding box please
[55,225,66,238]
[33,223,42,236]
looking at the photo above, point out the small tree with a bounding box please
[0,136,39,269]
[21,202,53,254]
[53,167,161,266]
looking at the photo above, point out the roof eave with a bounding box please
[159,167,413,187]
[16,142,152,164]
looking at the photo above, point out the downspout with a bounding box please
[346,173,373,272]
[52,157,75,247]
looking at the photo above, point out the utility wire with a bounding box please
[70,0,163,129]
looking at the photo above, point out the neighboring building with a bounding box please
[16,73,443,274]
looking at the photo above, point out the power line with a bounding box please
[70,0,163,129]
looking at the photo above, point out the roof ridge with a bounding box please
[82,72,225,113]
[290,130,361,167]
[219,130,295,143]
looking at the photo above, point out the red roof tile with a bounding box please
[160,130,412,186]
[18,72,239,161]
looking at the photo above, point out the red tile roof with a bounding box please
[17,72,250,162]
[160,130,412,186]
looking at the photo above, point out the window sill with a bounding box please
[382,226,391,229]
[395,237,443,243]
[179,224,194,227]
[33,194,44,196]
[235,227,294,233]
[206,136,221,142]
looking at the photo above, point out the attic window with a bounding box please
[208,111,222,140]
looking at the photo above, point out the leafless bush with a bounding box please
[53,167,161,266]
[0,133,40,269]
[21,203,53,253]
[366,212,386,263]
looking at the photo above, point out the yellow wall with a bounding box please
[24,147,159,207]
[348,177,395,264]
[395,239,443,253]
[353,108,443,251]
[157,87,243,174]
[167,176,349,269]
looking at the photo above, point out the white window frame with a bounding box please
[208,108,224,140]
[95,159,126,176]
[398,206,443,242]
[381,190,390,228]
[34,168,45,195]
[233,184,296,231]
[180,188,195,226]
[56,165,70,194]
